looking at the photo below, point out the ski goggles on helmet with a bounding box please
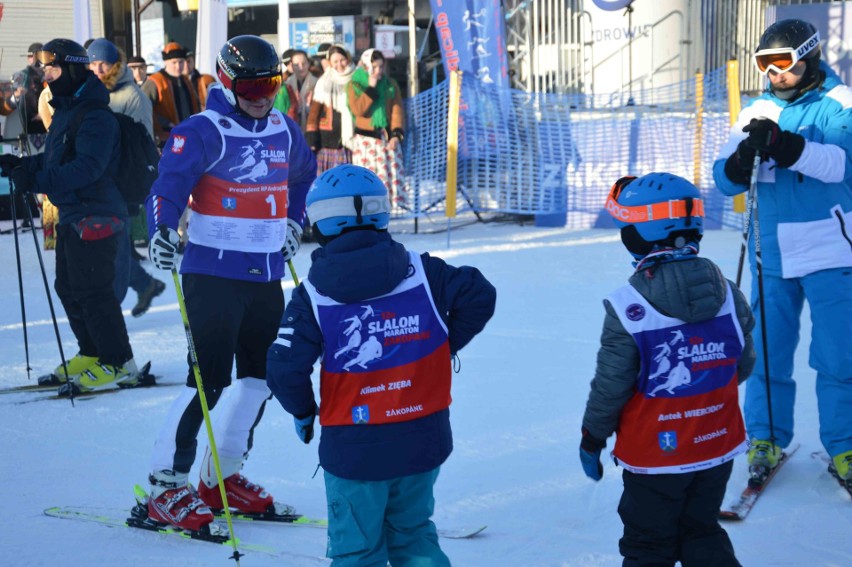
[605,176,705,225]
[34,49,89,68]
[233,74,282,101]
[754,31,820,75]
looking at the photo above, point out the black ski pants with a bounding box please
[182,273,284,389]
[618,460,741,567]
[54,224,133,366]
[166,274,284,473]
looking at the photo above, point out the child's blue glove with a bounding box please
[579,428,606,481]
[294,404,317,444]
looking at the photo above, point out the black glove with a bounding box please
[723,139,758,186]
[579,428,606,482]
[0,154,22,177]
[306,131,321,153]
[743,118,805,168]
[10,166,35,193]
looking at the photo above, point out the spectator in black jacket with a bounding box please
[0,39,137,392]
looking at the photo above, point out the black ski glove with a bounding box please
[10,166,35,193]
[0,154,21,177]
[743,118,806,168]
[723,140,758,186]
[305,131,321,153]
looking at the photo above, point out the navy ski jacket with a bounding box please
[267,230,496,480]
[21,73,124,226]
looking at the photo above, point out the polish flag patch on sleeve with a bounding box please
[171,135,186,154]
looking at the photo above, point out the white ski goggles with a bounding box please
[753,31,820,75]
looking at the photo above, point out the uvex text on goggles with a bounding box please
[753,31,819,75]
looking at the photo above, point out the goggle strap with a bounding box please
[307,194,390,223]
[606,196,705,224]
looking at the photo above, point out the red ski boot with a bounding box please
[147,486,214,531]
[198,473,273,514]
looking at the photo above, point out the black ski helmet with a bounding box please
[216,35,282,114]
[756,19,822,100]
[36,38,91,97]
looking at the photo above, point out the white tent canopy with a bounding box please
[195,0,228,75]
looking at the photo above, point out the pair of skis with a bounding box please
[46,485,487,561]
[719,444,851,521]
[0,362,173,402]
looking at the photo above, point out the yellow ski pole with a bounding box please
[287,259,300,286]
[170,268,243,564]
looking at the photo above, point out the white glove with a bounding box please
[281,218,303,262]
[148,226,182,271]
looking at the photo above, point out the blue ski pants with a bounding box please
[114,226,155,303]
[324,468,450,567]
[744,267,852,457]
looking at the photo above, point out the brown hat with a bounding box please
[162,42,188,60]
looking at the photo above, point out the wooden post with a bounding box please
[727,59,746,213]
[445,70,462,218]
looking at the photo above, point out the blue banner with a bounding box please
[430,0,508,89]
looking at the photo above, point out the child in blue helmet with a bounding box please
[580,172,756,567]
[266,164,496,566]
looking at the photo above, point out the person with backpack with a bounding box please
[142,35,316,532]
[88,38,166,319]
[0,39,137,391]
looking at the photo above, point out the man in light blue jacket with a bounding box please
[713,18,852,488]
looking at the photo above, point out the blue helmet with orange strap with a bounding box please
[605,172,704,259]
[306,164,391,243]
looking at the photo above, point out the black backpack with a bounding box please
[66,101,159,213]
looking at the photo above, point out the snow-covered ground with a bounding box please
[1,218,849,566]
